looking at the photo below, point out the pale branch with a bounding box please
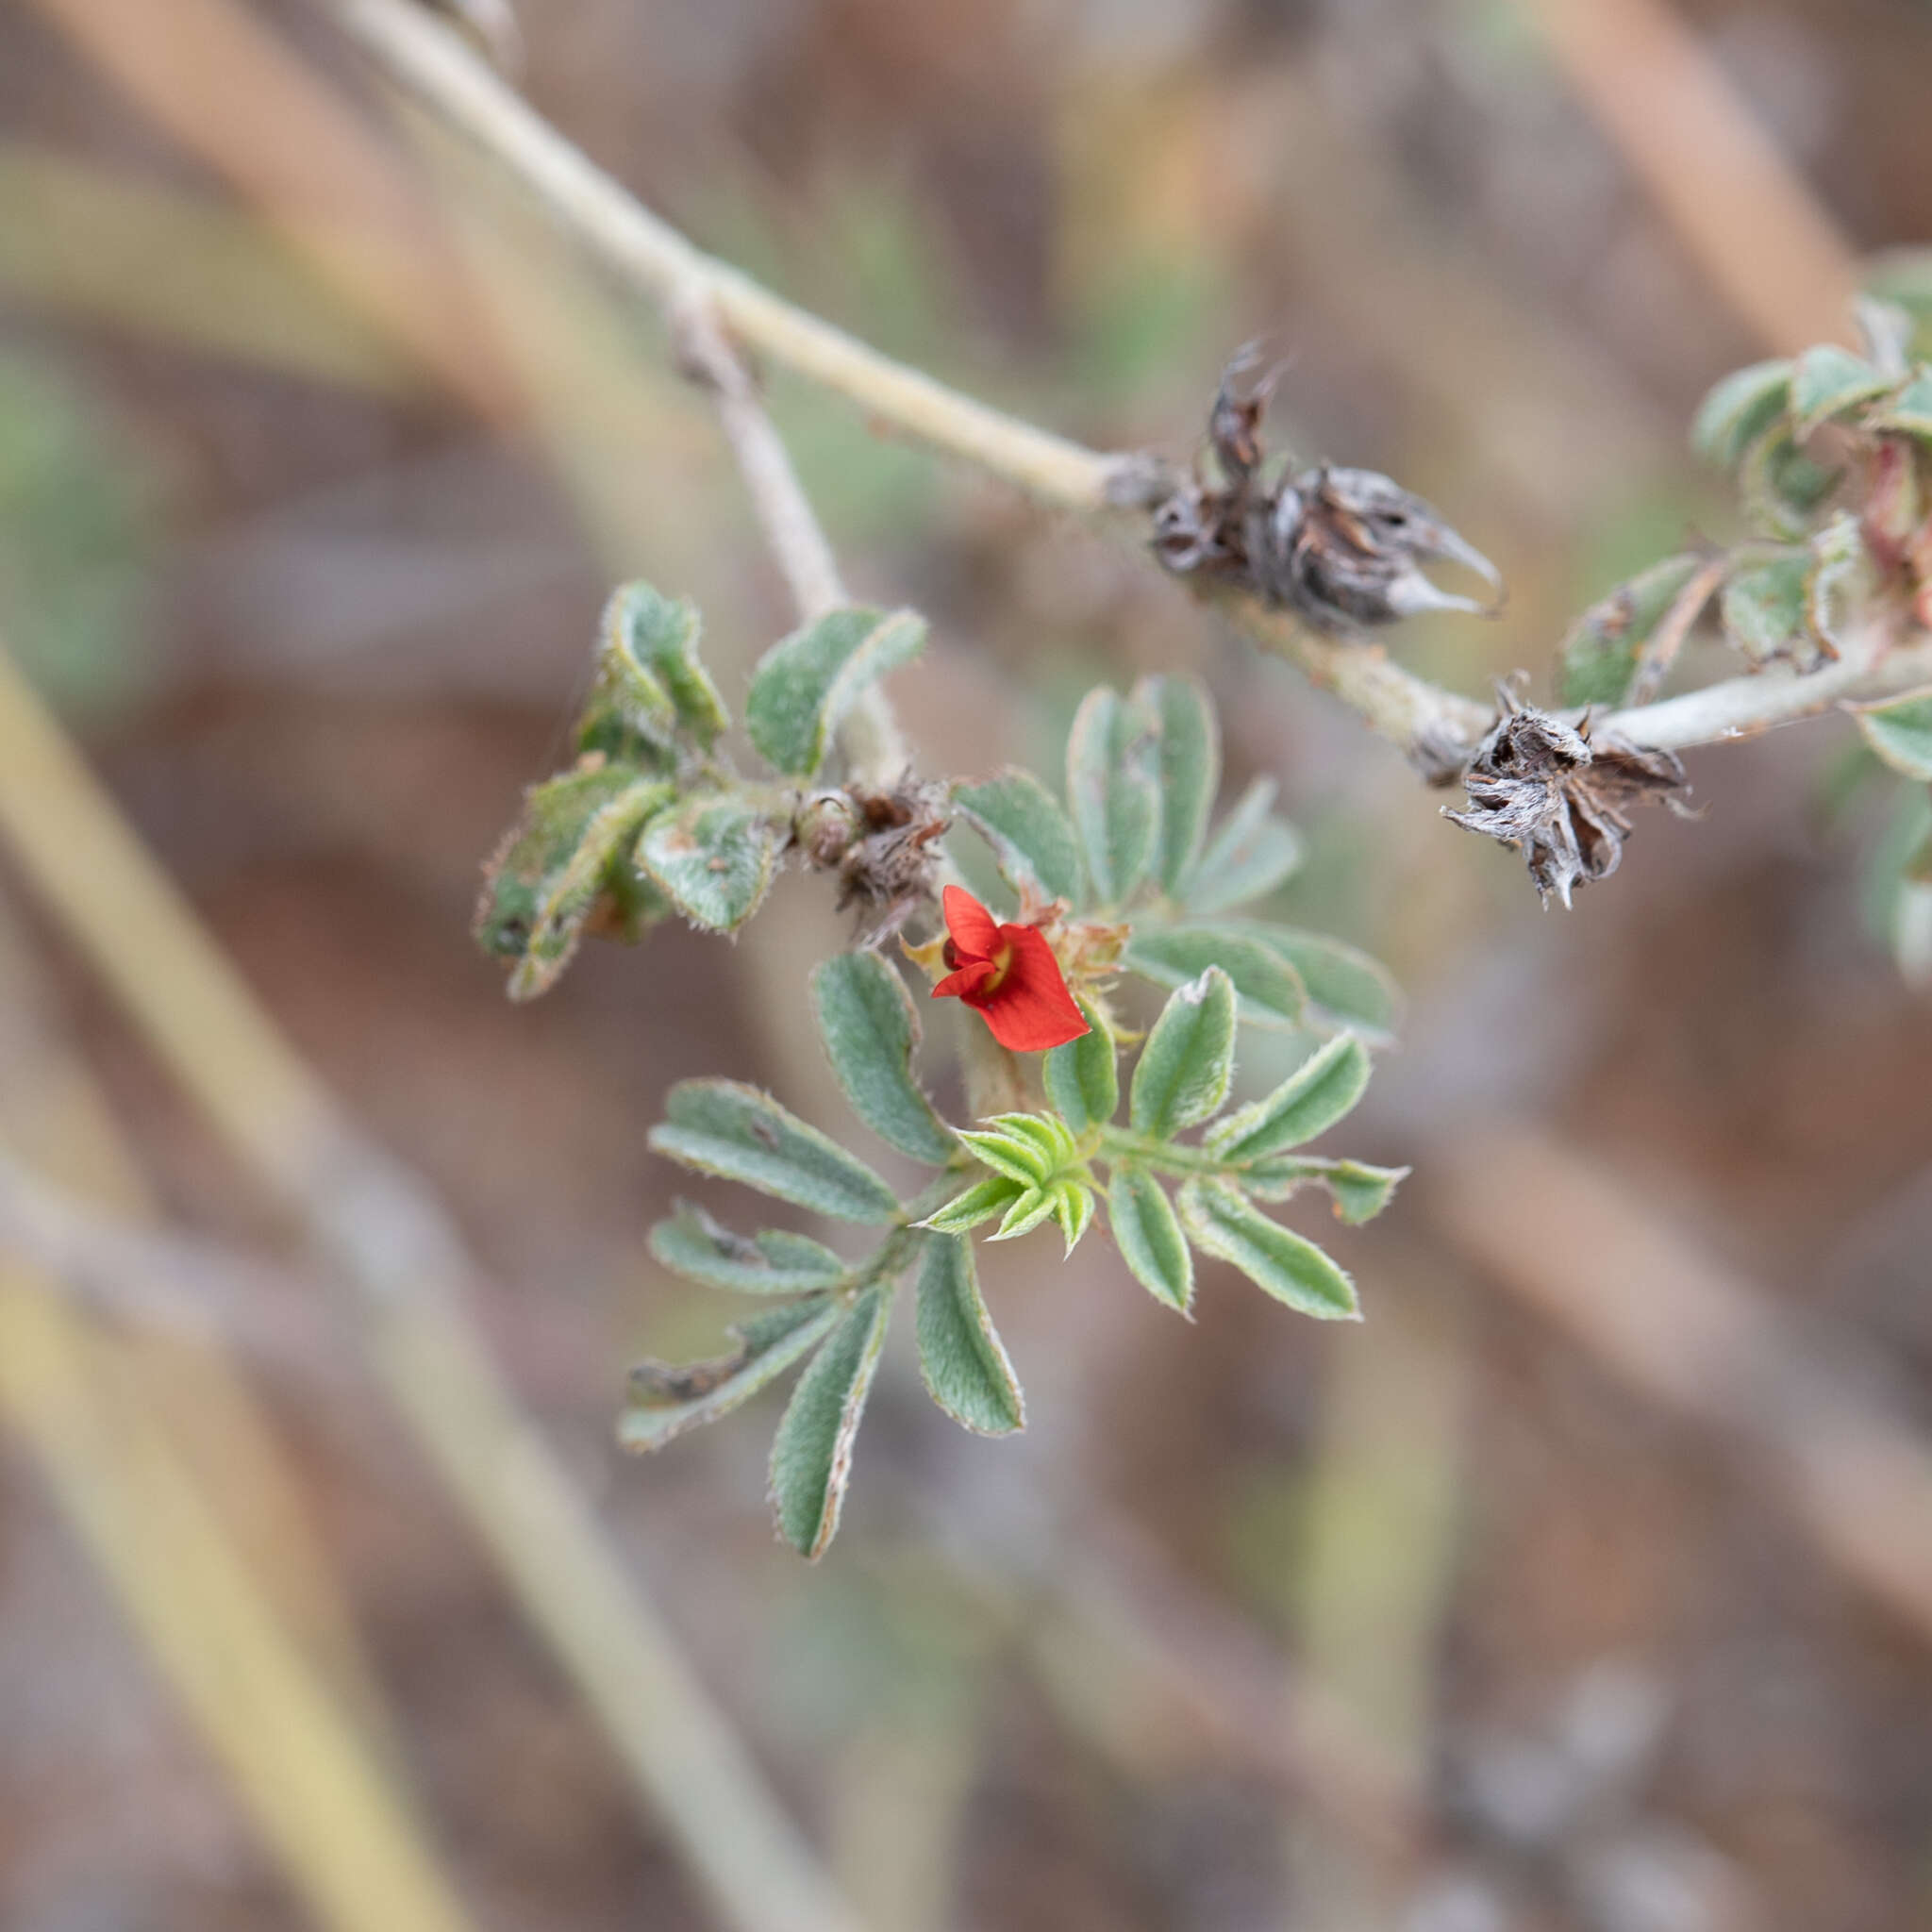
[320,0,1931,769]
[673,294,908,786]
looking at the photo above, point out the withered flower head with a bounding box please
[1149,350,1503,633]
[795,776,949,938]
[1441,695,1688,908]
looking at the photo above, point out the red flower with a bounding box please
[931,885,1091,1054]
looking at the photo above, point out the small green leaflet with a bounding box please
[1107,1165,1191,1313]
[649,1201,851,1295]
[812,952,958,1165]
[1066,685,1161,908]
[1181,776,1303,916]
[1720,553,1811,665]
[1129,967,1236,1138]
[914,1235,1024,1435]
[769,1286,892,1557]
[1125,926,1306,1028]
[1557,556,1706,710]
[953,769,1082,904]
[593,580,728,751]
[1789,344,1890,438]
[621,1298,839,1450]
[649,1080,903,1224]
[1042,997,1118,1132]
[1850,687,1932,781]
[638,793,782,933]
[1177,1177,1359,1321]
[1690,359,1790,469]
[1138,673,1219,895]
[1205,1032,1372,1164]
[745,607,926,778]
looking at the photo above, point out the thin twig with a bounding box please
[0,639,866,1932]
[310,0,1931,769]
[1624,551,1729,708]
[674,294,908,785]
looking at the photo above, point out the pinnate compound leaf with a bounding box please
[769,1287,891,1557]
[592,580,727,752]
[648,1201,851,1295]
[639,792,782,933]
[1721,552,1812,665]
[1557,555,1706,709]
[812,952,957,1165]
[1043,997,1118,1133]
[1205,1033,1372,1164]
[1067,685,1161,907]
[921,1174,1026,1234]
[621,1298,839,1450]
[1691,359,1791,469]
[1137,674,1219,894]
[1790,344,1890,437]
[953,770,1081,905]
[649,1081,903,1224]
[915,1235,1024,1435]
[1851,687,1932,780]
[1107,1166,1192,1313]
[1182,777,1302,916]
[746,607,926,778]
[1177,1178,1359,1320]
[1125,926,1306,1029]
[1130,967,1236,1138]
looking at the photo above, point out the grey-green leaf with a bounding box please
[1177,1178,1359,1320]
[1042,996,1118,1133]
[1228,924,1402,1043]
[1720,552,1812,665]
[769,1287,892,1557]
[746,606,927,778]
[1137,674,1219,894]
[812,952,958,1165]
[1181,778,1303,916]
[1066,685,1161,907]
[1130,966,1237,1138]
[1739,425,1839,541]
[1324,1160,1409,1225]
[1557,555,1707,710]
[1790,344,1890,437]
[649,1080,903,1224]
[1125,926,1307,1029]
[1204,1033,1372,1163]
[1108,1165,1192,1313]
[595,580,728,750]
[621,1298,839,1450]
[953,770,1081,905]
[648,1201,852,1295]
[921,1174,1025,1234]
[1851,687,1932,780]
[638,793,782,933]
[915,1235,1024,1435]
[1691,359,1791,469]
[1873,367,1932,440]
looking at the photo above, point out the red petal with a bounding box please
[974,924,1091,1053]
[940,884,1000,962]
[932,958,996,1002]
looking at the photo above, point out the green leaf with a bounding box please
[649,1081,903,1224]
[638,792,782,933]
[1181,778,1303,916]
[1228,924,1402,1043]
[984,1111,1078,1173]
[1125,926,1307,1029]
[621,1298,839,1450]
[1205,1033,1372,1163]
[1107,1165,1192,1313]
[1177,1177,1359,1320]
[915,1235,1024,1435]
[769,1286,892,1557]
[921,1174,1026,1234]
[958,1126,1049,1186]
[1720,552,1812,665]
[1052,1179,1096,1255]
[1807,510,1874,659]
[1739,425,1839,540]
[1789,344,1890,438]
[1130,967,1237,1138]
[1851,687,1932,780]
[953,769,1081,905]
[1137,674,1219,894]
[648,1201,852,1295]
[745,606,927,778]
[990,1186,1058,1241]
[1873,367,1932,440]
[505,776,674,1002]
[1690,359,1791,468]
[1241,1157,1408,1224]
[1042,996,1118,1132]
[1066,685,1161,908]
[812,952,957,1165]
[590,581,727,753]
[1557,555,1707,709]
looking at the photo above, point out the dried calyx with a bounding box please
[1151,348,1504,631]
[1442,690,1689,908]
[795,775,950,935]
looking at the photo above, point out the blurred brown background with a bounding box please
[3,1,1932,1927]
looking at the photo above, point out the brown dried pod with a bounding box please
[1441,694,1688,908]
